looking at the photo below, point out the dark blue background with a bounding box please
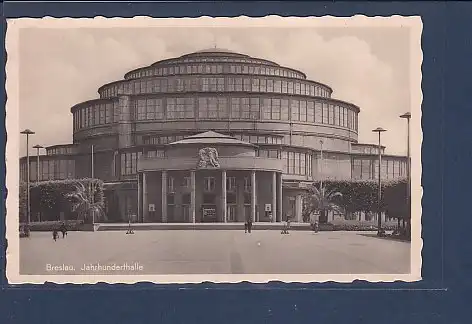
[2,2,471,323]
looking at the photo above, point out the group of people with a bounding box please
[244,212,320,234]
[52,222,68,241]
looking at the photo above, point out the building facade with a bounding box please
[20,49,407,223]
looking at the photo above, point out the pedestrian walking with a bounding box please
[59,222,68,238]
[52,228,58,241]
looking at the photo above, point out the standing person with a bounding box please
[52,228,58,241]
[245,212,253,233]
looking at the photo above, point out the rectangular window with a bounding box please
[334,105,340,126]
[202,78,209,91]
[235,78,243,91]
[300,101,307,122]
[291,100,299,121]
[274,80,281,93]
[218,97,228,118]
[244,177,251,192]
[289,152,295,174]
[295,82,301,95]
[288,82,294,94]
[198,98,208,118]
[267,79,274,92]
[168,176,175,193]
[361,160,371,179]
[241,98,250,119]
[166,98,176,119]
[295,152,300,174]
[271,99,281,120]
[281,99,289,120]
[307,101,315,122]
[208,98,218,118]
[184,98,195,118]
[217,78,224,92]
[281,81,288,93]
[262,99,271,120]
[227,78,235,91]
[343,107,348,127]
[282,151,288,173]
[250,98,260,119]
[94,106,99,126]
[328,104,335,125]
[209,78,217,92]
[204,177,216,192]
[227,177,236,192]
[243,78,251,91]
[231,98,240,119]
[322,103,329,124]
[251,78,259,92]
[260,79,267,92]
[300,153,306,175]
[99,105,106,124]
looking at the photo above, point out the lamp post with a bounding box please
[32,144,44,222]
[91,144,95,225]
[20,129,35,228]
[372,127,387,236]
[319,139,324,191]
[400,112,411,231]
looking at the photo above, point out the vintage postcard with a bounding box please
[5,16,423,284]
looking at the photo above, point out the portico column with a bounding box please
[161,171,167,223]
[271,172,277,222]
[222,170,227,223]
[251,170,256,223]
[295,194,303,223]
[142,172,148,222]
[138,173,142,222]
[190,170,196,223]
[141,172,149,222]
[277,173,283,222]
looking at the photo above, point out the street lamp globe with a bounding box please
[400,112,411,119]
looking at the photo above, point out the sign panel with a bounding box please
[265,204,272,212]
[148,204,155,212]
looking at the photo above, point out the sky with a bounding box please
[18,24,413,156]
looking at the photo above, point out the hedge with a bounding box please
[19,178,105,223]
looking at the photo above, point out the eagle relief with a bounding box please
[197,147,220,168]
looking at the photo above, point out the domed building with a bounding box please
[20,49,408,223]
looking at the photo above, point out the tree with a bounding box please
[66,181,106,223]
[304,183,344,223]
[19,182,27,223]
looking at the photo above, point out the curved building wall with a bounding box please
[20,50,406,188]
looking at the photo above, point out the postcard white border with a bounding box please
[5,15,423,284]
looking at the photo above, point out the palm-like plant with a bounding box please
[305,184,344,224]
[66,182,105,222]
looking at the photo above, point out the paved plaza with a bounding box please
[20,230,410,275]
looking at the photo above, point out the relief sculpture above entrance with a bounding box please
[197,147,220,168]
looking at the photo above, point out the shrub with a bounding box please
[19,178,105,223]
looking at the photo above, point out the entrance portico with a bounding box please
[137,131,284,223]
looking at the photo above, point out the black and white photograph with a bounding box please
[6,16,422,284]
